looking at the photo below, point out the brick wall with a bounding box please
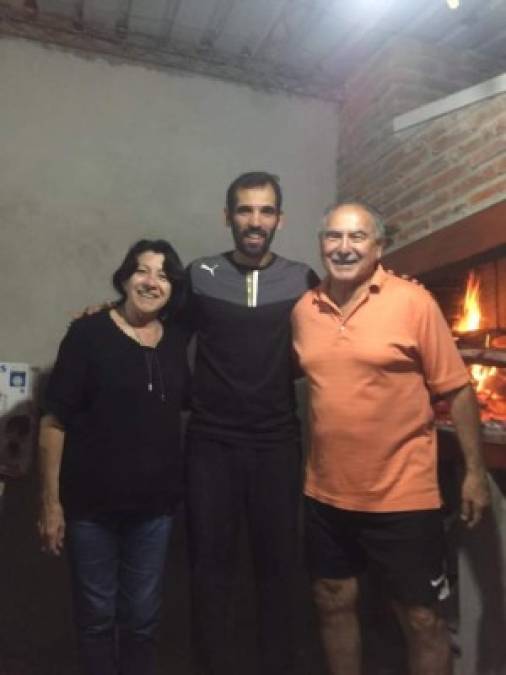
[338,37,506,251]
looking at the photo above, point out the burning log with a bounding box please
[460,349,506,368]
[454,329,506,350]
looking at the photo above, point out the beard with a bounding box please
[230,222,278,260]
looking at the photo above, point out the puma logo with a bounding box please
[200,264,219,277]
[430,573,450,601]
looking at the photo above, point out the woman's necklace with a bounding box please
[113,307,162,347]
[110,308,166,401]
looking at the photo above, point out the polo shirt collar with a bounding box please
[315,263,387,308]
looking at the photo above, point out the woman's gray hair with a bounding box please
[321,201,386,242]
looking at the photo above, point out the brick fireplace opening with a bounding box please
[422,247,506,333]
[383,199,506,467]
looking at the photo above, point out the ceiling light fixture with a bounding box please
[446,0,460,8]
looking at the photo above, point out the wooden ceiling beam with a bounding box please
[250,0,295,58]
[73,0,84,30]
[199,0,237,49]
[158,0,184,45]
[115,0,133,38]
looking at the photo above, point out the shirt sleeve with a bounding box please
[416,290,470,396]
[43,318,91,427]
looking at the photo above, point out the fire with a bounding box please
[471,365,497,391]
[471,365,506,420]
[453,270,481,332]
[452,271,506,420]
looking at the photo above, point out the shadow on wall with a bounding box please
[460,470,506,675]
[0,368,76,674]
[0,466,196,675]
[0,367,194,675]
[0,371,324,675]
[5,370,475,675]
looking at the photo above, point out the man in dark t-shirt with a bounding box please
[185,172,319,675]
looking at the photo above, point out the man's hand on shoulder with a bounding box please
[72,301,114,320]
[385,268,423,287]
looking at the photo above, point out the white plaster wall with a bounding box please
[0,38,338,368]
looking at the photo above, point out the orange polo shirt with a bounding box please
[292,265,470,512]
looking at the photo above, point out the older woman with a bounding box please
[38,239,189,675]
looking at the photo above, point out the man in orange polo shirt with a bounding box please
[291,201,490,675]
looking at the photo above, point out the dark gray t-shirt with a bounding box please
[186,252,319,444]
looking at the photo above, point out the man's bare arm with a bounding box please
[443,384,490,527]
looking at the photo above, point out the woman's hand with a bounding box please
[38,414,66,555]
[38,500,65,556]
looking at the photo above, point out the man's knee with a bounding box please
[313,577,359,618]
[400,604,448,638]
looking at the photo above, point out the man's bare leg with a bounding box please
[394,603,452,675]
[313,577,361,675]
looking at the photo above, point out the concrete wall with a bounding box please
[0,37,338,368]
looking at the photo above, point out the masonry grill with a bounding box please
[383,201,506,468]
[423,247,506,464]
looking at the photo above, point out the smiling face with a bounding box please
[226,184,283,265]
[122,251,172,319]
[320,204,383,294]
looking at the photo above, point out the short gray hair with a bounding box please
[321,201,386,242]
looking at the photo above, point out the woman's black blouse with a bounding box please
[44,310,189,518]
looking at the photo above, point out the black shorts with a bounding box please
[305,497,449,607]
